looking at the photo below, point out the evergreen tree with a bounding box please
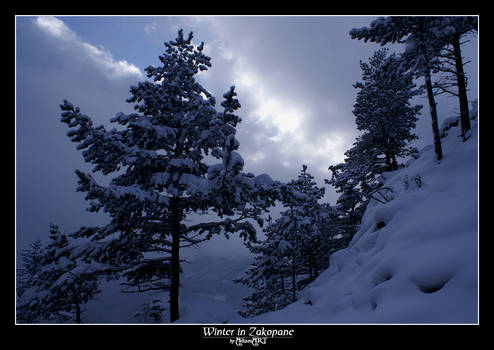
[234,218,293,317]
[326,143,374,236]
[327,48,421,246]
[353,48,422,172]
[16,239,44,323]
[59,30,277,322]
[350,16,447,160]
[17,224,101,323]
[289,165,327,285]
[236,166,329,316]
[17,239,43,295]
[431,17,478,139]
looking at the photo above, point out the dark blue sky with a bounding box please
[16,16,478,258]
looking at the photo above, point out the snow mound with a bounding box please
[250,119,478,324]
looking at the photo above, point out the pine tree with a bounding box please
[353,48,422,172]
[234,219,293,317]
[59,30,277,322]
[326,144,373,236]
[289,165,327,285]
[17,224,101,323]
[17,240,43,294]
[327,47,421,248]
[16,239,44,323]
[236,166,329,316]
[431,17,478,140]
[350,16,447,161]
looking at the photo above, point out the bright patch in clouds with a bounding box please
[231,56,346,178]
[234,65,304,136]
[208,34,345,184]
[35,16,143,80]
[144,21,159,35]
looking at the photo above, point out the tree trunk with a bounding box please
[452,33,471,139]
[424,69,443,161]
[291,258,296,303]
[72,289,81,324]
[391,153,398,171]
[169,197,181,323]
[308,257,313,282]
[385,151,391,171]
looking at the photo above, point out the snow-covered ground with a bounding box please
[246,113,478,324]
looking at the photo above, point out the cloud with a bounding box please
[35,16,143,80]
[17,17,146,254]
[144,21,158,35]
[172,16,361,191]
[35,16,78,40]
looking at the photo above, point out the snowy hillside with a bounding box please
[249,113,478,324]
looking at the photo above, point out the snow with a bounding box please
[440,116,459,137]
[247,118,478,324]
[278,239,293,254]
[253,173,274,187]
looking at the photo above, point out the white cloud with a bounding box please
[35,16,78,41]
[34,16,143,80]
[144,21,158,35]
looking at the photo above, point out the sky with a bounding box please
[15,15,478,260]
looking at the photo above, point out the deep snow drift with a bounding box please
[249,112,478,324]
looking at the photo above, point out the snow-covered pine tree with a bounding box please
[431,17,478,140]
[273,165,326,299]
[17,239,43,295]
[326,144,372,242]
[234,218,294,317]
[350,16,447,160]
[16,239,44,323]
[59,30,278,323]
[17,224,101,323]
[327,50,420,242]
[326,160,365,225]
[236,166,328,316]
[289,165,327,285]
[317,202,353,253]
[353,48,422,171]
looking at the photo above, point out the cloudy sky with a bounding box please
[15,15,478,258]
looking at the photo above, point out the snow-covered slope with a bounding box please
[250,115,478,324]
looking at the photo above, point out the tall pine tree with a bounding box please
[352,48,422,171]
[59,30,277,322]
[350,16,447,160]
[327,48,421,238]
